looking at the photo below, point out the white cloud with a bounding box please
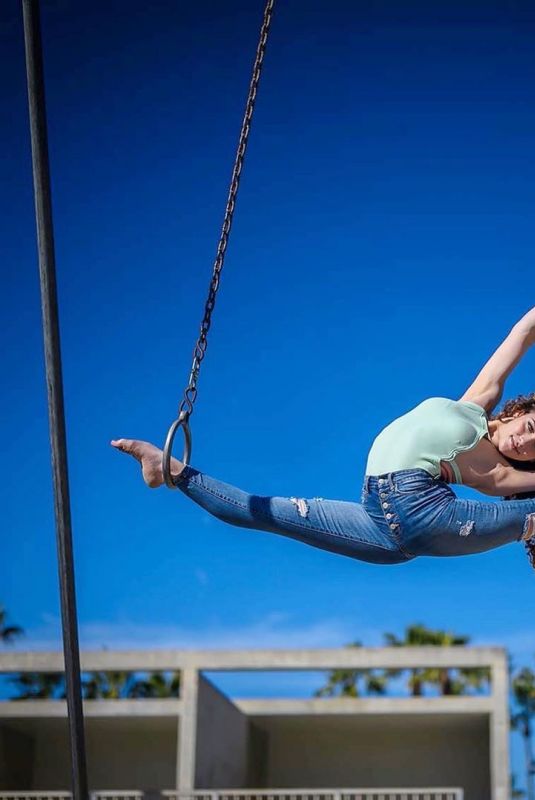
[14,612,367,653]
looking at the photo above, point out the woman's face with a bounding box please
[498,412,535,461]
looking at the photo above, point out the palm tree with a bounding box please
[10,672,64,700]
[129,671,181,698]
[511,667,535,800]
[383,623,436,696]
[82,670,180,699]
[314,641,388,698]
[0,607,23,645]
[82,671,139,699]
[383,623,490,696]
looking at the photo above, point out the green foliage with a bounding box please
[0,607,23,646]
[10,672,65,700]
[314,642,387,698]
[128,670,181,699]
[384,623,490,697]
[8,669,182,700]
[83,670,181,699]
[315,624,491,699]
[512,668,535,721]
[82,671,138,700]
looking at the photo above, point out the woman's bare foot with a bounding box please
[111,439,185,488]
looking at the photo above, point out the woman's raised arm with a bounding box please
[461,307,535,413]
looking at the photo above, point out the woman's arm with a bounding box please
[484,463,535,498]
[461,307,535,413]
[456,439,535,496]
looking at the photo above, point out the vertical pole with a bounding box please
[21,2,89,798]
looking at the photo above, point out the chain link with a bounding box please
[177,0,275,420]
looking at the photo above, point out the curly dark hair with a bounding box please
[492,392,535,426]
[491,393,535,568]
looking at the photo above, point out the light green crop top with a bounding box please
[365,397,489,484]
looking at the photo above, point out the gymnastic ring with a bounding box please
[162,412,192,489]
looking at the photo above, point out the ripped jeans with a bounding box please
[176,467,535,565]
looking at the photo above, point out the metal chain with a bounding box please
[177,0,275,420]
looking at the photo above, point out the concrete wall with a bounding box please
[195,675,249,789]
[87,719,177,790]
[247,722,269,787]
[0,725,35,789]
[30,721,70,789]
[259,714,490,800]
[30,718,177,790]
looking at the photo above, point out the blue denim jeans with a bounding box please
[176,467,535,565]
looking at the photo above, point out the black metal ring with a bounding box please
[162,412,192,489]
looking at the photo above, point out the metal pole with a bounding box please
[21,2,89,798]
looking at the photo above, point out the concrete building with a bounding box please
[0,647,509,800]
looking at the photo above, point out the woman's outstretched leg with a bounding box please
[402,489,535,563]
[442,495,535,565]
[111,438,408,565]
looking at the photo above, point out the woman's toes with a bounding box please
[111,438,135,454]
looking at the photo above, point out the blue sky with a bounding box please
[2,0,535,783]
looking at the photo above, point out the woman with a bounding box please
[113,307,535,569]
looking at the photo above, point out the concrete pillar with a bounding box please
[490,652,510,800]
[176,668,199,790]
